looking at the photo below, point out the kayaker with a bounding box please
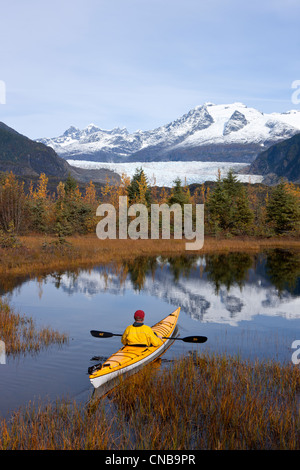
[121,310,163,347]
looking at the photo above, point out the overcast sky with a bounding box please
[1,0,300,139]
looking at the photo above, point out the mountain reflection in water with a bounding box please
[1,249,299,417]
[45,249,300,327]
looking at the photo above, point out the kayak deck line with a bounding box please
[104,349,150,369]
[89,307,180,389]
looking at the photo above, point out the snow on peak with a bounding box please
[36,103,300,162]
[63,125,80,136]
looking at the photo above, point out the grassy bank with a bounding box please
[1,233,300,280]
[0,298,68,357]
[0,352,299,450]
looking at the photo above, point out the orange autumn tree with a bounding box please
[0,172,25,233]
[106,172,130,207]
[26,173,54,233]
[285,181,300,200]
[158,185,170,204]
[54,174,97,235]
[100,175,112,204]
[100,173,130,207]
[83,180,99,232]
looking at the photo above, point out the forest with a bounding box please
[0,167,299,247]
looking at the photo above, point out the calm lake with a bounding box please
[0,249,300,417]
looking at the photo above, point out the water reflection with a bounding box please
[1,249,299,416]
[122,257,158,291]
[265,249,300,296]
[16,249,298,327]
[205,252,253,294]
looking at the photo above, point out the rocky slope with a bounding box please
[37,103,300,164]
[248,132,300,184]
[0,122,119,184]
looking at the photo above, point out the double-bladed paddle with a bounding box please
[90,330,207,344]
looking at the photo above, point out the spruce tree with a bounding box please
[207,169,254,235]
[168,178,191,207]
[127,168,151,206]
[64,173,78,195]
[266,181,300,234]
[222,168,242,198]
[206,175,232,233]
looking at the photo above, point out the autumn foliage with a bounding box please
[0,169,299,240]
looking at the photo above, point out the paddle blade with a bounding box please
[182,335,207,343]
[90,330,114,338]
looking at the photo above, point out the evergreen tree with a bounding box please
[207,169,253,235]
[206,173,232,233]
[266,181,300,234]
[234,191,254,233]
[64,173,78,195]
[168,178,191,207]
[54,177,95,235]
[26,173,53,233]
[222,169,243,198]
[127,168,151,206]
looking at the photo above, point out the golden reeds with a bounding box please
[1,234,300,280]
[0,352,299,450]
[0,298,68,356]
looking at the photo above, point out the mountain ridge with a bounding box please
[0,122,120,184]
[248,132,300,184]
[37,103,300,164]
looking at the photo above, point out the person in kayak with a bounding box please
[121,310,163,347]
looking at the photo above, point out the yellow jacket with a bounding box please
[121,323,163,347]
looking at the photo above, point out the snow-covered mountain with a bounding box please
[37,103,300,164]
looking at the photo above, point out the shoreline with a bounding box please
[1,234,300,280]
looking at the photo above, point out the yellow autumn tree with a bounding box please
[0,172,25,232]
[101,175,111,203]
[158,186,169,204]
[136,171,150,205]
[84,180,97,207]
[285,182,300,200]
[109,172,130,208]
[35,173,48,200]
[26,173,54,233]
[83,180,99,233]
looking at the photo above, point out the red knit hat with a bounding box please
[134,310,145,321]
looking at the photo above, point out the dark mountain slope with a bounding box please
[0,122,70,177]
[0,122,119,184]
[248,132,300,184]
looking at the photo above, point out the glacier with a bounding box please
[67,160,263,186]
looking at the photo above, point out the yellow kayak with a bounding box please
[89,307,180,389]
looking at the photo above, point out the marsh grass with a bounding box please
[109,354,300,450]
[0,352,299,450]
[0,298,68,356]
[1,234,300,280]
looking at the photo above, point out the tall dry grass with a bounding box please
[0,298,68,356]
[109,353,300,450]
[1,234,300,280]
[0,352,299,450]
